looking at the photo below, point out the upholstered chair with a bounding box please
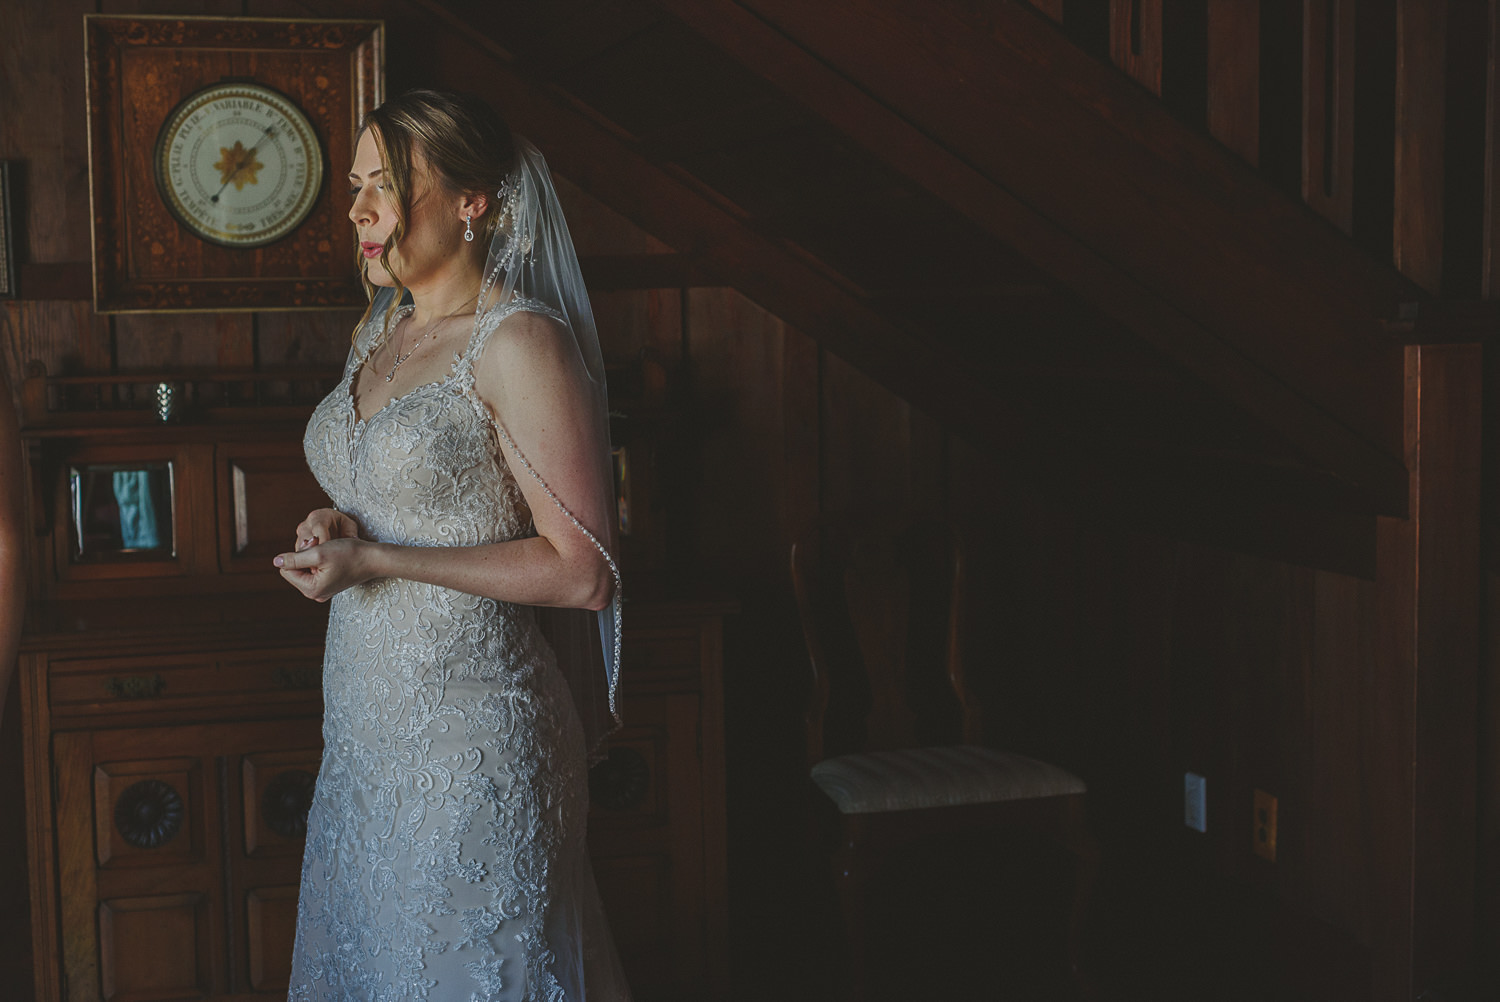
[791,513,1099,999]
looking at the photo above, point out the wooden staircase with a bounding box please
[298,1,1485,996]
[378,0,1470,577]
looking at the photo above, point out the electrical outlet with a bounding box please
[1184,772,1207,833]
[1254,789,1278,861]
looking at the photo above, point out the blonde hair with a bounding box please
[351,90,517,340]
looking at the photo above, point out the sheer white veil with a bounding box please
[366,138,622,760]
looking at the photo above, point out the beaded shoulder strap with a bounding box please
[460,298,624,724]
[493,419,624,724]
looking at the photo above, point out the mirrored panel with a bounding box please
[69,462,177,562]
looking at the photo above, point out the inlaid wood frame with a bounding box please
[84,15,383,313]
[48,440,210,586]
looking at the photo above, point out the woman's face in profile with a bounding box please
[347,128,461,289]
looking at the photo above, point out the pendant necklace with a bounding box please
[384,293,478,382]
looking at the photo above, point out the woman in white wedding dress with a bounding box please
[276,90,630,1002]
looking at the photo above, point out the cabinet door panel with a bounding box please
[244,886,299,992]
[217,444,329,573]
[93,758,202,868]
[588,691,706,994]
[54,719,321,1002]
[242,749,321,858]
[98,892,210,1002]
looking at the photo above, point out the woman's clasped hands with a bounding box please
[276,508,372,603]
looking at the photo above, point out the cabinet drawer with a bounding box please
[48,649,324,712]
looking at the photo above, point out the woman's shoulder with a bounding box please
[469,301,588,408]
[471,299,573,369]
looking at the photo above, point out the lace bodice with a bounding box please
[303,300,560,548]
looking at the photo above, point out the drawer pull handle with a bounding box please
[107,673,166,700]
[274,666,320,690]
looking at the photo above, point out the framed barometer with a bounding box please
[154,82,324,249]
[85,16,383,313]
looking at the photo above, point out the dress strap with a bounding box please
[348,303,412,375]
[455,297,567,378]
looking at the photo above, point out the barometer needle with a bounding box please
[209,124,275,204]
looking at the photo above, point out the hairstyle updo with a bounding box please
[355,89,517,334]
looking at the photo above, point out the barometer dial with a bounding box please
[154,82,324,248]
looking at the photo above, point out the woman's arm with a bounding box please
[0,353,27,724]
[277,310,615,611]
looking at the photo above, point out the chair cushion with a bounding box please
[810,745,1087,815]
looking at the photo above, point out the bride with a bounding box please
[275,89,631,1001]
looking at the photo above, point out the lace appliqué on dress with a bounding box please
[289,301,629,1002]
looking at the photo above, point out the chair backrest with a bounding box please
[791,511,980,768]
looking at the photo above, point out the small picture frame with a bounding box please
[0,161,16,300]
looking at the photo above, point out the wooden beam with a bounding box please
[1394,0,1448,292]
[1303,0,1357,232]
[1372,343,1481,999]
[1206,0,1260,164]
[656,0,1412,515]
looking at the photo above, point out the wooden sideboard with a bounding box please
[20,592,731,1002]
[16,369,733,1001]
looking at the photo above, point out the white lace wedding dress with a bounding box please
[287,301,631,1002]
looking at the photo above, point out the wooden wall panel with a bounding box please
[1110,0,1164,95]
[114,313,252,371]
[0,0,94,264]
[1206,0,1259,164]
[1303,0,1357,232]
[819,350,943,518]
[686,287,816,583]
[1394,0,1449,292]
[0,302,111,401]
[255,310,363,370]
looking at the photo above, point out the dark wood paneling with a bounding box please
[1206,0,1260,164]
[1303,0,1357,232]
[0,0,94,264]
[662,0,1411,517]
[0,302,112,402]
[1484,0,1500,297]
[254,310,362,370]
[1110,0,1163,95]
[1394,0,1449,292]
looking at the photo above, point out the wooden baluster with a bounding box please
[1110,0,1163,94]
[1394,0,1448,292]
[1206,0,1260,164]
[1303,0,1357,232]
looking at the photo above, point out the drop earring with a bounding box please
[464,214,474,242]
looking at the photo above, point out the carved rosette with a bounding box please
[588,747,650,812]
[262,769,316,839]
[114,779,185,849]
